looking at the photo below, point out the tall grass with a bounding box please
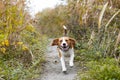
[34,0,120,79]
[105,9,120,31]
[0,0,48,80]
[76,1,120,80]
[98,2,108,30]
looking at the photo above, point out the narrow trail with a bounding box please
[36,40,79,80]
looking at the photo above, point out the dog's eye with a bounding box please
[65,40,68,42]
[60,40,62,42]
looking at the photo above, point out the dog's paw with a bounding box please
[63,71,68,74]
[69,62,74,67]
[70,66,74,68]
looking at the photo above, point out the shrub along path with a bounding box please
[36,39,79,80]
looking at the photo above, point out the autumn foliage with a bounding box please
[0,0,48,79]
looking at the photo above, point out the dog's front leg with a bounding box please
[60,56,67,72]
[69,49,74,67]
[58,48,67,72]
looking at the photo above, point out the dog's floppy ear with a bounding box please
[69,38,76,47]
[51,38,59,46]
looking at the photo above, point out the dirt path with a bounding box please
[36,40,79,80]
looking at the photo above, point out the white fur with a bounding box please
[59,48,74,72]
[61,37,68,47]
[60,56,67,71]
[63,25,67,30]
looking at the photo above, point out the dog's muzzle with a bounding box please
[61,45,69,51]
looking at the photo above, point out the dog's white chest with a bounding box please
[60,48,73,57]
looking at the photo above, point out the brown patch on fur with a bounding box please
[51,38,59,46]
[69,38,76,48]
[52,37,76,48]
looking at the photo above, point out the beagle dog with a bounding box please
[51,26,76,73]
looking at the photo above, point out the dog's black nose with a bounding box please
[63,43,66,46]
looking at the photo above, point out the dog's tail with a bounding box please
[63,25,67,36]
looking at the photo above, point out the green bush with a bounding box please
[0,0,48,80]
[0,30,48,80]
[79,58,120,80]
